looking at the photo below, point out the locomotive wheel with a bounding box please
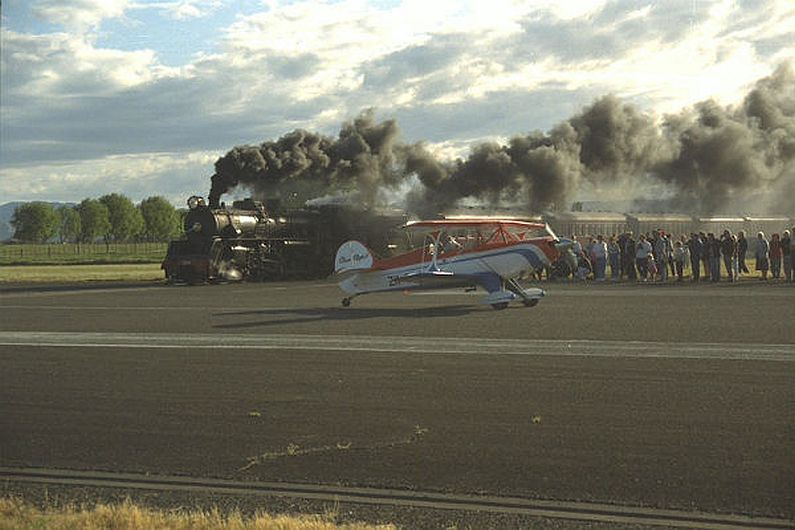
[522,299,539,307]
[490,302,509,310]
[341,297,352,307]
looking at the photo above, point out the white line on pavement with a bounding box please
[0,332,792,361]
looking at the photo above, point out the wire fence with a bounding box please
[0,242,169,264]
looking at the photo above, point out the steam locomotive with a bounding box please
[161,196,407,283]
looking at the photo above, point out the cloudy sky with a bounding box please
[1,0,793,206]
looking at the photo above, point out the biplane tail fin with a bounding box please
[335,240,376,274]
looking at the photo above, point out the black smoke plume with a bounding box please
[209,110,400,207]
[210,63,794,214]
[655,64,795,212]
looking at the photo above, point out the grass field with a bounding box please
[0,497,395,530]
[0,242,168,265]
[0,264,165,283]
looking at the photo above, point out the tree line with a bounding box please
[10,194,183,243]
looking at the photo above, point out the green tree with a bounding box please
[57,206,81,243]
[11,202,59,243]
[99,193,144,242]
[76,198,111,243]
[138,196,180,241]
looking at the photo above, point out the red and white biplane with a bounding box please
[335,218,563,310]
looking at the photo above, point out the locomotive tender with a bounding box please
[161,196,407,284]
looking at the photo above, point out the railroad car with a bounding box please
[544,211,629,238]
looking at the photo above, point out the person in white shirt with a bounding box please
[590,234,608,281]
[635,234,653,281]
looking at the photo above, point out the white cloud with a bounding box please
[1,28,177,104]
[0,151,219,204]
[130,0,225,20]
[31,0,131,31]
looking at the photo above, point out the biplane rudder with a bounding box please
[334,240,376,274]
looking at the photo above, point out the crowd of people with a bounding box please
[561,226,794,284]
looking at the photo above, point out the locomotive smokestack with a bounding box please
[208,174,222,208]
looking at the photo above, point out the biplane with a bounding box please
[334,218,564,310]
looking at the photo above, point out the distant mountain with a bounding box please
[0,202,75,241]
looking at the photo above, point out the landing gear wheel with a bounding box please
[341,297,352,307]
[490,302,509,310]
[522,299,539,307]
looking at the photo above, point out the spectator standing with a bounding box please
[707,233,721,282]
[769,233,782,279]
[569,235,582,280]
[623,232,637,280]
[653,230,669,282]
[607,236,621,281]
[591,235,608,281]
[737,231,749,274]
[700,232,710,280]
[720,230,737,282]
[667,234,676,277]
[782,229,792,282]
[673,241,686,281]
[679,235,691,276]
[731,234,739,279]
[647,254,658,279]
[688,233,703,282]
[617,233,627,277]
[585,237,595,260]
[571,235,582,256]
[756,232,770,280]
[636,235,652,281]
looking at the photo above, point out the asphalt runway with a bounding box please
[1,280,793,524]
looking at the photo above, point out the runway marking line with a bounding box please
[0,331,792,361]
[0,467,790,529]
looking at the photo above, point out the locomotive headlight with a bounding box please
[187,196,199,209]
[191,222,202,233]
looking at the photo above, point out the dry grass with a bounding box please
[0,496,397,530]
[0,264,164,283]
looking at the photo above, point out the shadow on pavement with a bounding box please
[213,304,480,328]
